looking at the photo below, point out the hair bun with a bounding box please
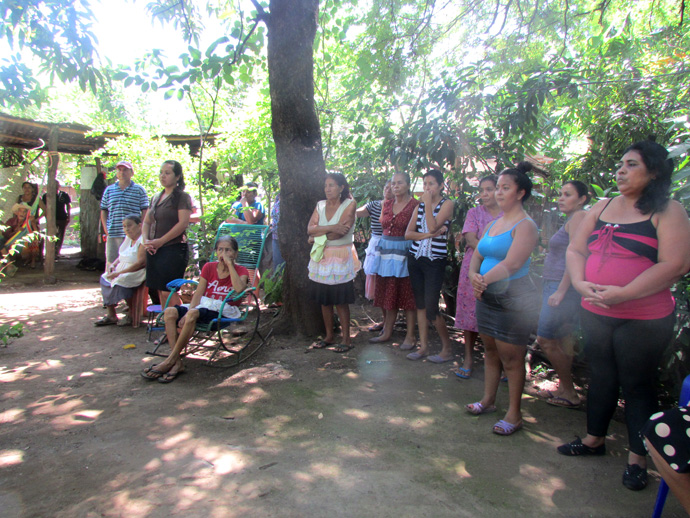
[516,161,533,174]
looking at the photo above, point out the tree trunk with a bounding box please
[266,0,326,336]
[79,163,105,260]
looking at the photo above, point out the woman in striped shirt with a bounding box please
[404,169,455,362]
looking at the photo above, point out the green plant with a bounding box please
[259,263,284,306]
[0,322,23,346]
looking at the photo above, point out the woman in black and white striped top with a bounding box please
[356,181,393,331]
[404,169,455,363]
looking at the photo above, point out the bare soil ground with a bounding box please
[0,255,687,517]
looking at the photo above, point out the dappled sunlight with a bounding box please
[310,461,342,480]
[240,386,268,404]
[51,408,103,428]
[415,405,433,414]
[178,399,210,410]
[0,408,25,424]
[453,460,471,479]
[344,371,359,379]
[514,464,566,509]
[409,416,435,429]
[78,371,95,377]
[110,491,155,518]
[29,394,86,418]
[0,449,24,468]
[212,363,292,388]
[157,431,195,450]
[342,408,371,420]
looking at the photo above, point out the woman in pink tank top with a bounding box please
[558,140,690,492]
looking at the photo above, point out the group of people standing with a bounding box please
[305,140,690,495]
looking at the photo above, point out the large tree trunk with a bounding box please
[79,164,105,260]
[266,0,325,336]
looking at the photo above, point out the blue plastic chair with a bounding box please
[651,374,690,517]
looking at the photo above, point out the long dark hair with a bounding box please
[623,140,673,214]
[325,172,350,202]
[162,160,185,206]
[499,161,533,203]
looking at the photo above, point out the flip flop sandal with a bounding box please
[406,352,428,361]
[399,342,416,351]
[311,340,333,349]
[465,402,497,415]
[547,396,581,409]
[158,368,184,383]
[455,367,472,379]
[330,344,353,354]
[141,365,165,380]
[367,323,384,332]
[428,354,453,364]
[94,317,118,327]
[536,388,556,399]
[492,419,523,436]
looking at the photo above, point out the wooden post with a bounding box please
[43,126,59,284]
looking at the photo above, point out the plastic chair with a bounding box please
[652,374,690,518]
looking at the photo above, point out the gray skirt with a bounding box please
[100,276,135,306]
[476,275,539,345]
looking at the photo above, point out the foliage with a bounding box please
[0,322,23,346]
[0,0,101,108]
[259,262,284,305]
[91,134,199,198]
[190,183,240,261]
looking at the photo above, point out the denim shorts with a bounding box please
[175,305,219,325]
[536,279,581,339]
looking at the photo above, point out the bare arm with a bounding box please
[549,211,587,306]
[566,200,608,299]
[145,209,192,253]
[590,201,690,307]
[100,210,109,238]
[227,262,248,294]
[307,200,355,239]
[109,243,147,279]
[481,219,538,286]
[422,197,454,233]
[355,205,371,218]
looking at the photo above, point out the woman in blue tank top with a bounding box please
[465,161,539,436]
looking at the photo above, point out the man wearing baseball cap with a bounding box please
[225,181,265,225]
[100,161,149,263]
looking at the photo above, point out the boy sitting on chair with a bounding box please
[141,236,248,383]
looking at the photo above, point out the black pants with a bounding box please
[582,309,675,455]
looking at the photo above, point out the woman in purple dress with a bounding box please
[453,175,501,378]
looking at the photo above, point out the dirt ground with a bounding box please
[0,254,687,518]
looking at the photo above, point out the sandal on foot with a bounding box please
[368,335,390,344]
[367,323,384,332]
[406,352,427,361]
[94,316,118,327]
[399,342,416,351]
[455,367,472,379]
[428,354,453,364]
[141,365,165,380]
[465,402,496,415]
[158,367,184,384]
[311,340,333,349]
[493,419,522,436]
[557,436,606,456]
[330,344,353,353]
[116,314,133,327]
[536,388,556,399]
[547,396,581,409]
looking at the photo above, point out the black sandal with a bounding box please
[330,344,354,354]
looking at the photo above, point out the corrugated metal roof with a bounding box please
[0,112,216,156]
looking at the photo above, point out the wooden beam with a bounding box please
[43,126,59,284]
